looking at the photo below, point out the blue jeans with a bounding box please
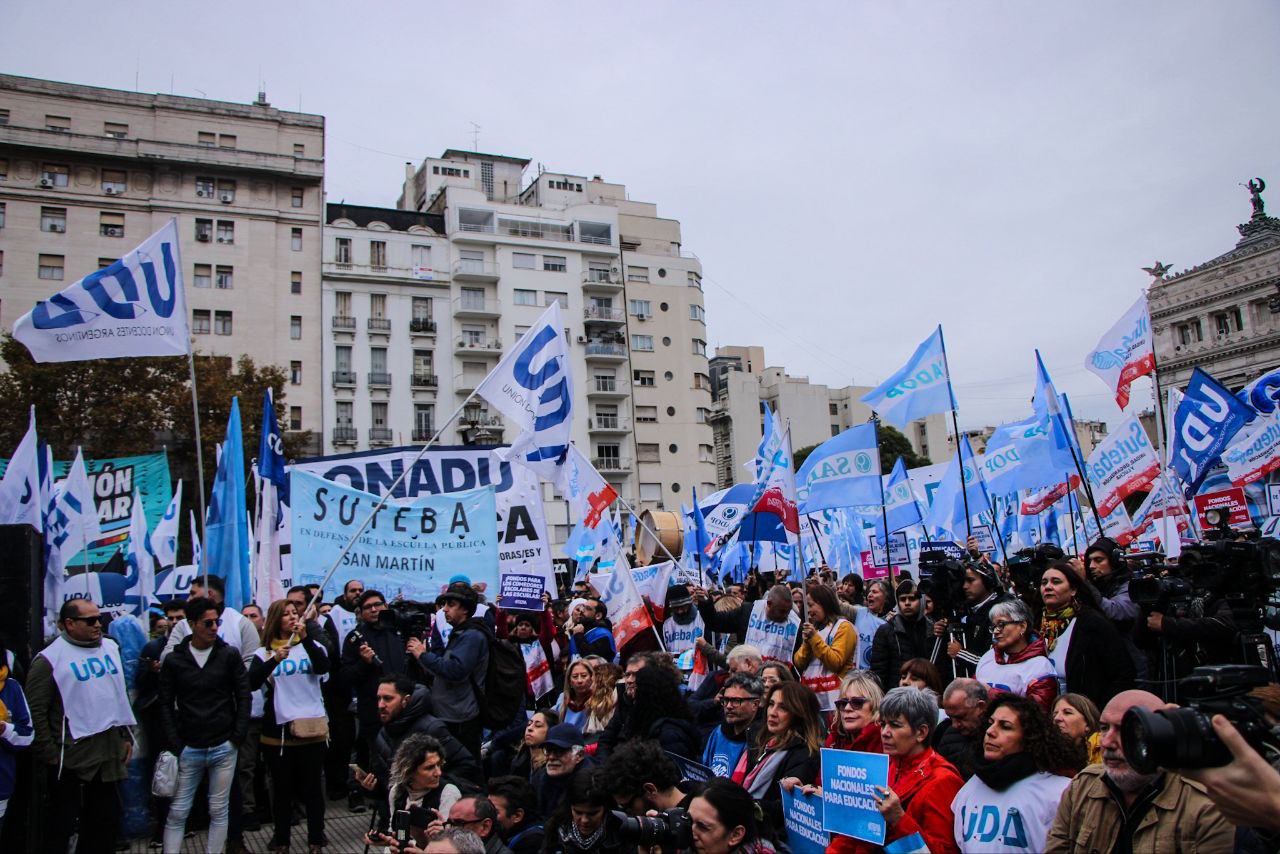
[164,741,238,853]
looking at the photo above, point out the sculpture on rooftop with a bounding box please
[1248,178,1267,219]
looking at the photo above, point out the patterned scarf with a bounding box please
[0,662,8,724]
[1039,605,1077,653]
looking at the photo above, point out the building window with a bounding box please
[543,255,567,272]
[99,212,125,238]
[372,402,388,429]
[0,202,5,228]
[0,158,8,179]
[370,347,388,375]
[632,335,654,352]
[196,176,215,198]
[637,443,660,463]
[413,349,433,374]
[41,207,67,232]
[213,220,232,244]
[690,304,705,322]
[370,293,387,319]
[627,265,649,283]
[38,254,64,280]
[629,299,652,317]
[290,361,302,384]
[103,122,128,139]
[513,289,538,306]
[291,187,304,208]
[195,219,212,242]
[0,249,5,276]
[289,407,302,431]
[291,271,302,294]
[193,264,212,288]
[691,339,707,356]
[291,228,303,251]
[335,237,351,264]
[218,134,237,149]
[696,407,711,423]
[831,425,841,437]
[414,404,434,437]
[699,444,714,463]
[215,265,234,289]
[45,115,71,132]
[634,370,655,387]
[216,179,236,202]
[688,271,702,289]
[462,324,485,346]
[290,316,302,339]
[412,297,432,320]
[829,403,839,416]
[640,483,663,503]
[101,169,127,193]
[192,309,211,334]
[636,406,658,423]
[1177,319,1203,345]
[214,311,233,335]
[334,345,352,372]
[370,240,387,269]
[41,164,69,187]
[335,291,352,317]
[198,132,216,147]
[0,109,8,124]
[544,291,568,308]
[336,401,353,426]
[1213,308,1243,336]
[460,287,486,311]
[293,143,306,156]
[513,252,536,269]
[693,373,711,390]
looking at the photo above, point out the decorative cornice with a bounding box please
[1158,329,1280,371]
[1149,273,1280,318]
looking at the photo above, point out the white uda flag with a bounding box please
[124,489,155,616]
[1085,295,1155,410]
[150,480,183,570]
[476,302,574,481]
[47,448,102,564]
[0,406,42,529]
[13,219,190,362]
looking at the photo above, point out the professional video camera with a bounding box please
[917,549,968,622]
[378,600,433,638]
[1120,664,1280,773]
[1005,544,1064,601]
[613,808,693,849]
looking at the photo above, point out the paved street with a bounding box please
[123,800,376,853]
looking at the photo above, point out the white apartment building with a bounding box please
[707,345,951,488]
[317,150,715,545]
[964,420,1107,456]
[0,75,325,449]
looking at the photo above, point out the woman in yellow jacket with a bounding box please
[794,584,856,714]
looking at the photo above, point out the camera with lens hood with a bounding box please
[1120,664,1280,774]
[612,807,693,849]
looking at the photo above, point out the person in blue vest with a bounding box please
[700,673,764,778]
[0,637,33,841]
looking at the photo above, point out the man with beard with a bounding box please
[407,582,490,757]
[700,674,764,777]
[939,563,1011,678]
[368,676,483,796]
[1046,689,1233,853]
[530,724,592,819]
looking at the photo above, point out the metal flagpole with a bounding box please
[806,516,828,567]
[188,353,209,589]
[871,415,898,584]
[936,330,972,539]
[1144,291,1202,543]
[1066,475,1082,555]
[983,491,1011,565]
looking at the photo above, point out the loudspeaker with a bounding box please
[0,523,43,670]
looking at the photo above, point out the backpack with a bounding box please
[470,623,527,729]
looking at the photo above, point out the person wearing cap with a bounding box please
[406,582,490,758]
[870,579,936,699]
[938,560,1013,678]
[531,723,592,819]
[662,585,705,674]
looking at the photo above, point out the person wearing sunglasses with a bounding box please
[28,597,137,853]
[158,595,251,853]
[779,670,884,796]
[974,599,1058,713]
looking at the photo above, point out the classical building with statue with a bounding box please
[1148,179,1280,391]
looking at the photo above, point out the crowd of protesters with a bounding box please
[7,534,1280,853]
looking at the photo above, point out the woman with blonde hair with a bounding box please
[1051,692,1102,764]
[556,658,595,732]
[582,661,622,744]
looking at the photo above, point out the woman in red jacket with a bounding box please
[827,686,963,854]
[973,599,1058,713]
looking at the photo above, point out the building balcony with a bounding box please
[455,338,503,356]
[589,377,629,397]
[452,296,501,317]
[332,426,357,445]
[584,340,628,361]
[332,370,356,387]
[367,317,392,333]
[452,260,500,282]
[583,306,625,325]
[582,268,623,292]
[412,427,435,442]
[332,315,356,331]
[323,262,446,282]
[589,415,631,433]
[369,427,393,444]
[367,372,392,388]
[411,372,439,389]
[410,318,438,335]
[454,373,479,394]
[593,456,632,473]
[0,124,323,180]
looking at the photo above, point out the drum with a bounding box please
[636,509,683,565]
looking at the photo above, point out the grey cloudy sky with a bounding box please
[5,1,1279,434]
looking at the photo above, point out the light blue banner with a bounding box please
[290,469,499,601]
[821,748,889,845]
[780,785,829,854]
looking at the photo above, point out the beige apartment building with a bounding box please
[0,74,324,449]
[707,345,951,488]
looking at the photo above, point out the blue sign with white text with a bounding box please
[780,786,829,854]
[820,748,889,844]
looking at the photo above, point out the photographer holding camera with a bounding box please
[939,557,1012,678]
[1133,569,1240,702]
[604,740,697,819]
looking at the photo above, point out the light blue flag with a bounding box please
[858,459,923,540]
[923,435,988,540]
[861,326,957,429]
[205,397,250,609]
[981,414,1078,495]
[1032,351,1080,459]
[795,424,882,514]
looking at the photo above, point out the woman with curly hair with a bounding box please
[582,661,621,744]
[542,766,626,853]
[386,733,462,826]
[952,694,1085,853]
[618,665,700,760]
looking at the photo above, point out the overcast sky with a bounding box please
[5,1,1279,433]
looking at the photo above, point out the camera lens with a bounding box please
[1121,707,1230,774]
[613,811,667,845]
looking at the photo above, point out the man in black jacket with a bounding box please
[940,563,1011,678]
[369,677,483,796]
[870,579,935,693]
[487,776,544,854]
[159,596,251,853]
[340,589,410,786]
